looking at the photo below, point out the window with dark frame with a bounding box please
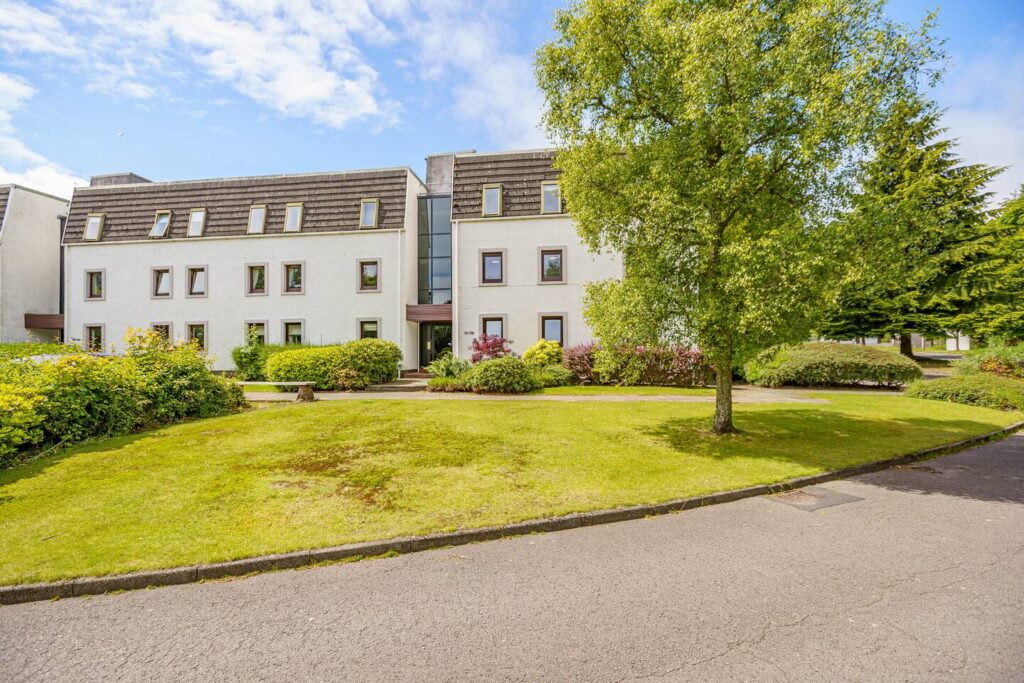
[481,252,503,284]
[541,316,564,346]
[86,270,103,299]
[359,320,379,339]
[284,263,303,293]
[540,249,564,282]
[284,321,303,345]
[187,323,207,351]
[152,268,172,297]
[359,261,379,290]
[85,325,103,352]
[187,267,207,296]
[246,322,266,345]
[247,265,266,294]
[152,324,171,340]
[482,317,504,338]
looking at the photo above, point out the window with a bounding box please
[187,209,206,237]
[540,248,565,283]
[84,213,105,241]
[85,270,104,300]
[541,182,562,214]
[84,325,104,352]
[284,203,303,232]
[358,260,380,292]
[359,199,379,229]
[152,267,172,298]
[187,266,208,297]
[246,264,267,295]
[150,210,172,238]
[359,320,379,339]
[283,321,304,345]
[247,205,267,234]
[541,315,565,346]
[151,323,172,340]
[481,251,504,285]
[417,195,453,305]
[482,317,504,338]
[482,184,502,217]
[283,262,304,294]
[245,321,267,345]
[186,322,207,351]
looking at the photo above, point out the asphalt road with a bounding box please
[2,435,1022,682]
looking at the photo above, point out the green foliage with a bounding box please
[952,344,1024,378]
[463,357,540,394]
[522,339,563,367]
[426,376,469,393]
[744,342,922,388]
[230,337,306,381]
[424,350,472,379]
[265,339,403,389]
[906,374,1024,412]
[531,364,574,388]
[0,384,45,466]
[334,368,370,391]
[592,345,713,387]
[0,342,78,360]
[536,0,938,431]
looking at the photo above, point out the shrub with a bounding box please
[531,364,573,388]
[0,342,78,361]
[906,374,1024,411]
[0,384,45,466]
[594,345,714,386]
[745,342,922,388]
[470,334,513,362]
[265,346,346,390]
[335,368,369,391]
[230,337,305,381]
[335,338,402,384]
[426,376,469,392]
[425,350,472,378]
[523,339,563,367]
[954,344,1024,379]
[463,357,539,394]
[564,342,599,384]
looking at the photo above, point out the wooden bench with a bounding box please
[236,381,316,402]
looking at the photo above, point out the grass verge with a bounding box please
[536,385,714,396]
[0,394,1016,585]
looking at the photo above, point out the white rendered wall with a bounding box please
[0,187,67,343]
[66,230,411,371]
[453,215,622,358]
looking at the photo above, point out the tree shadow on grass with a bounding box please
[643,408,1023,505]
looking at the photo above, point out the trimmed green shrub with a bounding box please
[906,374,1024,411]
[230,337,305,381]
[464,357,539,394]
[531,364,573,388]
[336,338,402,384]
[745,342,922,388]
[523,339,563,367]
[425,350,472,378]
[335,368,369,391]
[265,346,346,390]
[0,384,45,466]
[426,376,469,392]
[0,342,78,361]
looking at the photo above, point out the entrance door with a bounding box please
[419,323,452,368]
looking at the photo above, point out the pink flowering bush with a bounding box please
[470,334,513,363]
[563,342,599,384]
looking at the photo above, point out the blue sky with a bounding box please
[0,0,1021,202]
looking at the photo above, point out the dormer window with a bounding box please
[84,213,105,241]
[284,203,303,232]
[541,182,562,214]
[482,184,502,217]
[359,199,379,229]
[247,205,266,234]
[150,210,172,238]
[187,209,206,237]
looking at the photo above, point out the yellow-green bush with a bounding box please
[744,342,922,388]
[265,339,403,389]
[0,384,45,466]
[523,339,563,367]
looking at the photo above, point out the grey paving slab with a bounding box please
[2,436,1022,681]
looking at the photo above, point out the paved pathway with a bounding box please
[2,436,1022,681]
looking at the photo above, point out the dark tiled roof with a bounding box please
[0,186,10,226]
[63,169,411,244]
[451,150,560,219]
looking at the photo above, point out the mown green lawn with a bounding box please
[537,385,714,396]
[0,394,1016,585]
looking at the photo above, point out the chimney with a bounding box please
[425,150,474,195]
[89,172,152,187]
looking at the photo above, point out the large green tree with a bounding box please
[818,99,1001,356]
[536,0,938,432]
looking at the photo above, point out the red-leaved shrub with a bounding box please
[470,334,513,363]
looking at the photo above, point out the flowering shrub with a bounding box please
[594,345,714,387]
[523,339,563,367]
[470,334,513,363]
[563,342,599,384]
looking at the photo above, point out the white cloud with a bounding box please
[0,0,80,56]
[940,40,1024,204]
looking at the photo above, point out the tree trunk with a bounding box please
[899,333,915,359]
[713,361,736,434]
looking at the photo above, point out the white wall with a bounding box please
[0,187,67,343]
[66,230,411,370]
[453,215,622,357]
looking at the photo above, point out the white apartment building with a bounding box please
[0,185,68,343]
[61,150,622,371]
